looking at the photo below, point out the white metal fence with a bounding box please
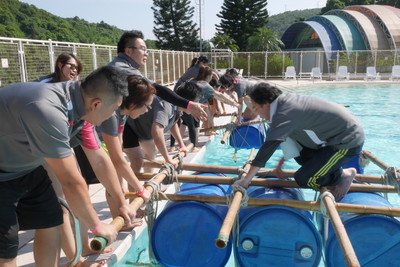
[1,36,400,87]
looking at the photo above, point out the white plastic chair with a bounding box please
[311,67,322,80]
[365,66,380,80]
[336,66,349,80]
[390,65,400,81]
[284,66,296,80]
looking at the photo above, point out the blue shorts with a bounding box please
[0,166,63,259]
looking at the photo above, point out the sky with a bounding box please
[20,0,327,40]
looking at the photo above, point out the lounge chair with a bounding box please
[365,66,380,80]
[336,66,349,80]
[311,67,322,80]
[390,65,400,81]
[284,66,296,80]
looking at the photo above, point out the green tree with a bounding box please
[246,27,284,51]
[216,0,268,51]
[152,0,199,51]
[211,34,239,52]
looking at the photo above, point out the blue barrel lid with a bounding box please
[325,214,400,267]
[151,201,232,267]
[325,192,400,267]
[229,124,266,149]
[235,206,322,267]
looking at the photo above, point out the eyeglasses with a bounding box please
[129,46,148,53]
[65,63,78,71]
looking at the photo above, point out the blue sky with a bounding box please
[20,0,327,40]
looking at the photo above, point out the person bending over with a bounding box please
[0,66,135,267]
[234,82,364,201]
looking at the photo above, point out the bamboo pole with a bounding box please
[124,193,400,217]
[142,161,385,184]
[362,150,390,171]
[320,188,360,267]
[200,118,264,133]
[214,112,236,118]
[90,144,193,252]
[216,150,255,248]
[135,173,397,193]
[220,115,238,144]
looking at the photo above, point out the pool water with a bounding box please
[114,83,400,266]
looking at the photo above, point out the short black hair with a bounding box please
[225,68,239,77]
[117,30,144,53]
[81,66,128,104]
[197,55,209,64]
[219,74,233,88]
[175,81,202,102]
[249,82,282,105]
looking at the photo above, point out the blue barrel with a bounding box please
[324,192,400,267]
[229,122,266,149]
[151,173,231,267]
[234,186,322,267]
[341,153,364,174]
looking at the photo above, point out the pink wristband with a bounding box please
[90,222,101,235]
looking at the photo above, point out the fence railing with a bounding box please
[1,36,400,87]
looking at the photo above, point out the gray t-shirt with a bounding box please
[234,79,254,98]
[174,65,200,90]
[197,81,215,103]
[267,93,364,148]
[252,93,365,167]
[126,96,179,140]
[0,81,86,181]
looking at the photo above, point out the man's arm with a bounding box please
[101,133,151,201]
[82,146,137,224]
[45,155,117,242]
[151,123,176,167]
[154,83,207,121]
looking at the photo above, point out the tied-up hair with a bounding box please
[195,66,213,81]
[175,81,202,102]
[120,75,156,110]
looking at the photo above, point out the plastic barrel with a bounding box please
[234,185,322,267]
[229,122,266,149]
[323,192,400,267]
[151,173,231,267]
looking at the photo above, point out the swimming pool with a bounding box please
[113,83,400,266]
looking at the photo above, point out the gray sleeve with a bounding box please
[152,102,169,128]
[252,140,282,167]
[97,114,120,137]
[265,114,295,142]
[21,102,72,158]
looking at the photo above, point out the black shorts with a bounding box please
[74,145,99,185]
[0,166,63,259]
[122,123,140,149]
[294,145,362,189]
[181,113,200,128]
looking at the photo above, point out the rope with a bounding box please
[231,184,249,207]
[319,190,335,219]
[384,167,400,195]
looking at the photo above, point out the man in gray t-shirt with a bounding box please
[122,95,187,173]
[0,66,134,264]
[234,82,365,201]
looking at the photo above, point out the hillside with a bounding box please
[267,8,321,38]
[0,0,123,45]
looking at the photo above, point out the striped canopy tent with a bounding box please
[282,4,400,53]
[346,5,400,50]
[281,20,342,60]
[309,15,367,51]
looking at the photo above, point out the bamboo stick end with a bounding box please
[216,235,229,248]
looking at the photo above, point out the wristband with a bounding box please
[136,187,145,197]
[90,221,101,235]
